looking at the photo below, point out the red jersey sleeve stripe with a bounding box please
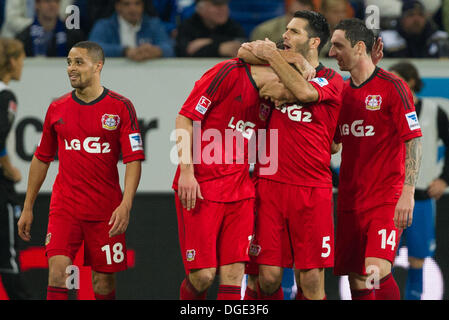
[327,69,336,80]
[107,92,138,131]
[377,70,412,111]
[208,64,246,98]
[206,60,237,96]
[206,61,245,98]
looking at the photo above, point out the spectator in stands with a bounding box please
[319,0,353,57]
[175,0,246,57]
[1,0,73,38]
[380,0,449,58]
[74,0,159,38]
[89,0,174,61]
[15,0,84,57]
[250,0,314,44]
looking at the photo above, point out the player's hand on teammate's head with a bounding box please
[17,209,33,241]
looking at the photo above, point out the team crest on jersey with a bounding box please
[259,103,271,121]
[101,114,120,130]
[45,233,52,246]
[249,244,261,256]
[195,96,211,115]
[365,95,382,111]
[186,249,196,262]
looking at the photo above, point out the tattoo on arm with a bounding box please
[404,137,422,186]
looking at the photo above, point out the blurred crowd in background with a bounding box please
[0,0,448,62]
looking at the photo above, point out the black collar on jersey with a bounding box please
[349,66,380,89]
[71,87,109,105]
[316,63,325,73]
[243,63,259,92]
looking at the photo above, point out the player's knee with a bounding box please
[219,263,245,285]
[48,256,71,287]
[259,267,282,294]
[299,269,323,294]
[189,268,216,292]
[92,272,115,295]
[365,258,391,280]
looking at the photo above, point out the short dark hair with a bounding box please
[389,61,423,93]
[72,41,105,64]
[293,10,330,53]
[334,18,375,54]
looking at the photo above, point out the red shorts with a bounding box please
[334,204,402,276]
[175,194,254,273]
[45,211,127,273]
[252,179,334,270]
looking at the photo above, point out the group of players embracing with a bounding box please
[174,11,422,301]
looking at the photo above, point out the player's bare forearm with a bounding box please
[121,160,142,210]
[176,114,194,173]
[23,155,50,210]
[237,46,266,64]
[266,50,318,103]
[404,137,423,188]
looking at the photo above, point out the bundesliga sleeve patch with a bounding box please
[129,133,144,151]
[405,111,421,130]
[195,96,211,115]
[310,77,329,87]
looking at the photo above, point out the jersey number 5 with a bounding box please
[321,236,331,258]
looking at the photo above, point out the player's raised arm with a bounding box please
[244,39,319,103]
[17,155,51,241]
[176,114,203,211]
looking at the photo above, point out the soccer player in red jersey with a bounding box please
[329,19,423,300]
[173,56,301,300]
[238,11,344,300]
[17,41,145,300]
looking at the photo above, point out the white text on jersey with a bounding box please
[340,120,375,137]
[64,137,111,153]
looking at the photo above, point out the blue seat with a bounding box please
[229,0,285,37]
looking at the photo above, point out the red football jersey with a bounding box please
[334,67,422,212]
[257,64,344,187]
[35,88,145,221]
[172,58,272,202]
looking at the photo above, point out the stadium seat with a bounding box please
[229,0,285,37]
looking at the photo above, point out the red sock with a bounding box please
[351,288,375,300]
[47,286,68,300]
[217,285,241,300]
[375,273,400,300]
[257,283,284,300]
[243,286,258,300]
[94,290,116,300]
[180,277,207,300]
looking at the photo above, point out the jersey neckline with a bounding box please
[71,87,109,105]
[349,66,380,89]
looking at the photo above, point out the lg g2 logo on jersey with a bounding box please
[340,120,375,137]
[227,117,255,140]
[64,137,111,153]
[279,104,312,123]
